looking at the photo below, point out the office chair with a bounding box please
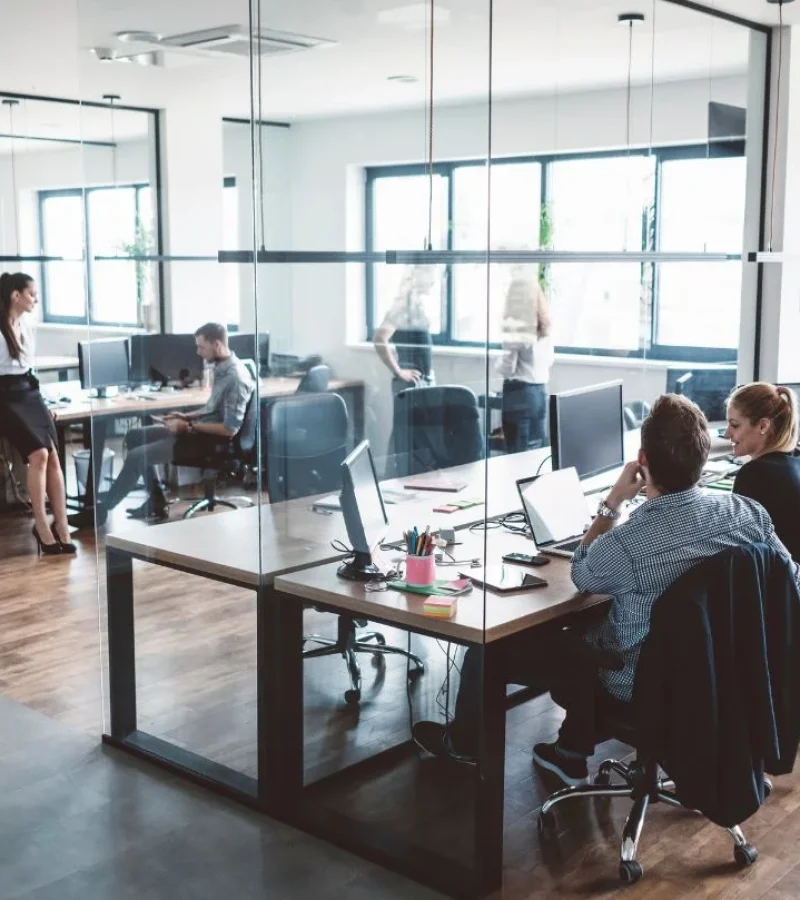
[296,364,331,394]
[623,400,651,431]
[181,359,258,519]
[536,546,800,884]
[265,392,424,703]
[393,385,484,478]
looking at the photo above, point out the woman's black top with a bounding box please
[733,449,800,561]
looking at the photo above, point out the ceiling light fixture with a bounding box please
[387,74,419,84]
[116,30,162,43]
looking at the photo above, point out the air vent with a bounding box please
[158,25,336,57]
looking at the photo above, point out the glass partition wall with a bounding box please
[0,0,770,896]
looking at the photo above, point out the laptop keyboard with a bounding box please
[554,537,583,553]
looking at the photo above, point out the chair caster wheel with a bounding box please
[375,634,386,645]
[594,772,611,786]
[537,811,556,842]
[619,860,644,884]
[409,664,425,678]
[734,844,758,868]
[764,779,773,799]
[344,689,361,705]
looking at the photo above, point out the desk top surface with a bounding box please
[36,355,79,371]
[105,428,733,589]
[43,376,361,424]
[275,530,606,644]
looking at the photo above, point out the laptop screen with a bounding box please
[517,468,591,546]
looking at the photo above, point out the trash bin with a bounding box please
[74,448,115,496]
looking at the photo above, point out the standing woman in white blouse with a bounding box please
[0,273,75,555]
[496,269,554,453]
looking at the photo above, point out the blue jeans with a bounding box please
[502,380,547,453]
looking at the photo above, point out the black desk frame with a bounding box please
[103,544,509,899]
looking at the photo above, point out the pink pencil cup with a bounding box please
[406,553,436,586]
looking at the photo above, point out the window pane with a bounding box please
[370,174,447,334]
[656,157,746,348]
[136,186,157,323]
[88,187,138,325]
[223,184,240,329]
[41,194,86,319]
[549,263,643,352]
[452,163,542,343]
[549,155,655,351]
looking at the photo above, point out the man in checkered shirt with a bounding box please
[413,394,799,785]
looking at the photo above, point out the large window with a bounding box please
[39,184,152,326]
[365,145,745,361]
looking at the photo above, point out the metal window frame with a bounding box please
[39,183,147,327]
[364,142,746,362]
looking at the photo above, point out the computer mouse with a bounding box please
[59,397,71,404]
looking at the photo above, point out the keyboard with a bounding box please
[552,537,583,553]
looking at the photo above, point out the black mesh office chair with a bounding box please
[537,546,800,884]
[181,359,258,519]
[265,392,424,703]
[393,384,484,477]
[296,364,331,394]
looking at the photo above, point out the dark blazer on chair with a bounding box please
[634,543,800,828]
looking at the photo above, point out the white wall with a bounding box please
[222,121,293,346]
[284,76,750,451]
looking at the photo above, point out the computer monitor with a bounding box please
[129,333,203,387]
[228,332,270,376]
[78,339,130,397]
[549,380,625,480]
[666,367,737,422]
[338,440,389,581]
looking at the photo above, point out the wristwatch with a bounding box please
[596,498,622,520]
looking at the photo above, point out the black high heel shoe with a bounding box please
[32,525,62,556]
[54,529,77,554]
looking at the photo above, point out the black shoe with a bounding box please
[412,721,477,765]
[532,742,588,786]
[32,525,62,556]
[126,500,153,519]
[127,499,169,523]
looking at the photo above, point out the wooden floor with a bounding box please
[2,465,800,898]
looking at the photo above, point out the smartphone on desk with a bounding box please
[502,552,550,567]
[461,565,548,594]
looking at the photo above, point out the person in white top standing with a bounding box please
[0,273,75,555]
[496,269,554,453]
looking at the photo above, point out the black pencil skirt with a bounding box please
[0,372,58,461]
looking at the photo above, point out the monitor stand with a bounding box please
[337,551,385,583]
[92,387,113,399]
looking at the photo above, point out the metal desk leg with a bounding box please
[106,547,137,738]
[262,584,304,810]
[84,418,108,507]
[476,641,507,895]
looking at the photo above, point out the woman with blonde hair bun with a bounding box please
[725,381,800,559]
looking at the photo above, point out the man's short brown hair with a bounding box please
[641,394,710,493]
[194,322,227,345]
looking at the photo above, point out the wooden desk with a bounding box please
[268,532,605,899]
[102,457,602,899]
[44,376,365,513]
[35,355,79,381]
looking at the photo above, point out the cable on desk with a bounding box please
[536,454,552,476]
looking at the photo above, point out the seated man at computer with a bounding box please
[412,394,800,783]
[96,322,255,523]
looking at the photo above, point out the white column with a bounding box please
[159,104,225,333]
[757,25,800,383]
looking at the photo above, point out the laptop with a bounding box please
[516,467,591,559]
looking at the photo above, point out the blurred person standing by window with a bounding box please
[497,268,554,453]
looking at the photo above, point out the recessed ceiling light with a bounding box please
[116,30,161,43]
[617,12,645,24]
[387,74,419,84]
[378,4,450,30]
